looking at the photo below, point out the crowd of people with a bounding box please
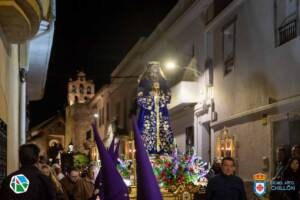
[270,145,300,200]
[2,142,300,200]
[0,144,100,200]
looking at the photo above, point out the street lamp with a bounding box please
[165,60,202,77]
[93,113,99,118]
[165,61,176,70]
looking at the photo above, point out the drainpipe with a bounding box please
[19,43,29,145]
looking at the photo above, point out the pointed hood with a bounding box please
[131,116,163,200]
[108,136,120,165]
[92,124,129,200]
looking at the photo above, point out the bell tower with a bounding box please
[68,71,95,106]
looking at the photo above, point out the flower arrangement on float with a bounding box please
[150,153,209,192]
[116,148,209,192]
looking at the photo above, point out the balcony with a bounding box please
[0,0,41,43]
[278,17,298,46]
[26,0,55,101]
[168,81,201,113]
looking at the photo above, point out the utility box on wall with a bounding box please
[0,118,7,183]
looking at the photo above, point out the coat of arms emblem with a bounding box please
[253,173,267,197]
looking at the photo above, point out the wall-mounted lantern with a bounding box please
[216,127,235,159]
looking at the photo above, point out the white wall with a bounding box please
[209,0,300,179]
[142,14,207,78]
[0,37,20,174]
[214,120,270,180]
[213,0,300,122]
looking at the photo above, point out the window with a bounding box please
[87,86,91,94]
[79,84,84,94]
[275,0,299,46]
[75,96,79,103]
[186,126,194,155]
[86,130,92,140]
[72,85,76,93]
[223,18,236,75]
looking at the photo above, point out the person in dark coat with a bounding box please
[281,157,300,200]
[0,144,56,200]
[273,146,290,180]
[270,146,291,200]
[206,159,222,180]
[205,157,247,200]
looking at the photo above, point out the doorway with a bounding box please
[271,113,300,174]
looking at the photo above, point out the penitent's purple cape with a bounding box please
[131,116,163,200]
[92,124,129,200]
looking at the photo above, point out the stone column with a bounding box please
[7,44,20,173]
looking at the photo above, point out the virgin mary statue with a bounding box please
[137,61,174,154]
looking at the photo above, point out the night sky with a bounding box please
[29,0,178,127]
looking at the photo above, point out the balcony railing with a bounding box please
[278,19,297,46]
